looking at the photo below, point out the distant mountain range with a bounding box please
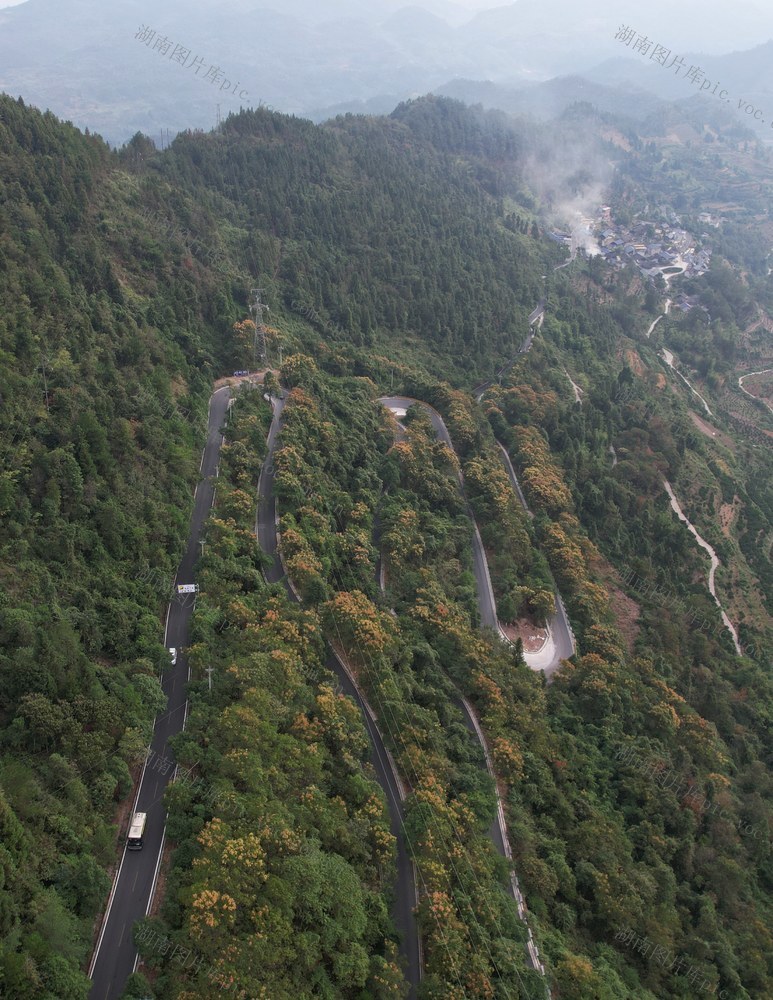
[0,0,771,143]
[434,41,773,136]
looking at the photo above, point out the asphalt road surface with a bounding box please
[454,695,549,985]
[472,300,545,398]
[528,299,546,324]
[378,396,501,635]
[378,397,550,991]
[88,385,232,1000]
[256,392,421,999]
[379,398,574,678]
[495,442,575,676]
[497,441,531,514]
[519,326,537,355]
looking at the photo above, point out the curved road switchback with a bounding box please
[494,443,576,678]
[89,385,232,1000]
[378,396,500,638]
[256,391,422,998]
[738,367,773,416]
[471,293,577,677]
[380,398,574,677]
[377,397,551,992]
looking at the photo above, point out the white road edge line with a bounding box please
[90,387,227,982]
[88,751,151,977]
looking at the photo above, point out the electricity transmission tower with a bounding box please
[250,287,270,368]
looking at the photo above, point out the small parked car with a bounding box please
[169,647,177,665]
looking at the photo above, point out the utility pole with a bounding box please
[205,666,214,692]
[250,287,269,368]
[39,351,50,411]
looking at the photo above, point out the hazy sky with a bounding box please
[0,0,504,7]
[0,0,509,8]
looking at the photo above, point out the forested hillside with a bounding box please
[0,96,233,998]
[0,89,770,999]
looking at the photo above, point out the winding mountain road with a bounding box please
[455,695,549,985]
[738,367,773,416]
[646,297,671,338]
[663,480,742,655]
[256,391,422,998]
[378,396,501,636]
[380,396,574,677]
[660,347,713,417]
[494,442,575,677]
[90,363,562,998]
[474,299,545,399]
[471,292,583,677]
[377,396,551,993]
[647,295,715,416]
